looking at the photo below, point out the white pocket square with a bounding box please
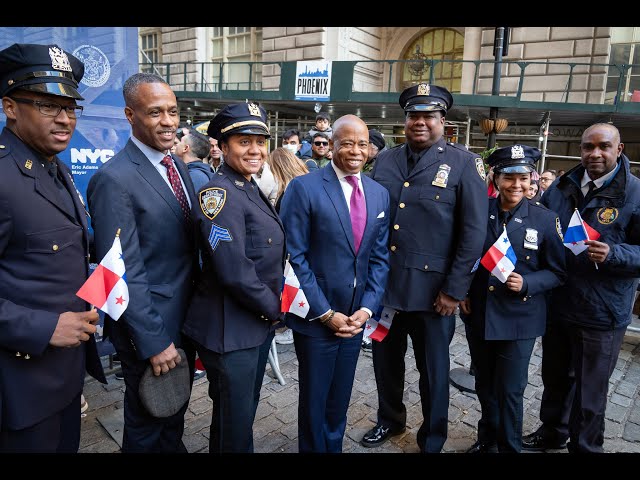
[377,211,385,218]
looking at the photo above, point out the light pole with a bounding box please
[487,26,510,149]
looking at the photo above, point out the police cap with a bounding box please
[0,43,85,100]
[208,102,270,141]
[487,144,541,174]
[399,83,453,114]
[368,129,385,150]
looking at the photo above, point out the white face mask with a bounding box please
[283,143,298,154]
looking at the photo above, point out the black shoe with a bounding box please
[114,371,124,380]
[193,369,206,382]
[361,340,372,352]
[466,440,498,453]
[360,424,405,448]
[521,431,567,451]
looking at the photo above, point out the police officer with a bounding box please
[0,43,105,452]
[460,145,566,453]
[182,102,286,453]
[362,83,488,453]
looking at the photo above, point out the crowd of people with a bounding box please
[2,42,639,455]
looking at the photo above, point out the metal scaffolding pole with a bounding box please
[539,113,551,173]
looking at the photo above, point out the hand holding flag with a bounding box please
[76,229,129,320]
[563,209,600,256]
[480,225,517,283]
[281,259,310,318]
[363,306,397,342]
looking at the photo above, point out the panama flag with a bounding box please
[281,260,310,318]
[563,209,600,255]
[364,306,397,342]
[480,225,517,283]
[76,232,128,320]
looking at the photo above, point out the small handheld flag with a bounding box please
[76,229,129,320]
[563,209,600,256]
[480,225,517,283]
[363,306,397,342]
[281,260,310,318]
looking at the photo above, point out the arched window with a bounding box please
[400,28,464,93]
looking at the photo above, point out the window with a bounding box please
[606,27,640,104]
[210,27,262,91]
[140,30,161,74]
[400,28,464,93]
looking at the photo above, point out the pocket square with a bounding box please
[377,211,385,219]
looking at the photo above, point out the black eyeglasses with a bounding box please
[10,97,83,119]
[314,141,329,146]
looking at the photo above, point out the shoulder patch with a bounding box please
[208,223,232,252]
[555,217,563,241]
[474,157,486,181]
[199,187,226,220]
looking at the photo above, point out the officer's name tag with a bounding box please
[524,228,538,250]
[432,164,450,188]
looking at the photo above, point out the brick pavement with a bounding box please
[79,319,640,454]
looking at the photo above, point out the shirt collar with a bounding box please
[581,160,620,189]
[331,161,362,182]
[131,135,170,166]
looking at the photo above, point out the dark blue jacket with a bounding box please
[187,161,215,193]
[371,139,488,310]
[541,154,640,330]
[463,198,566,340]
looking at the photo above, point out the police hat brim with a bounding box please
[221,125,270,139]
[404,102,447,113]
[494,164,536,174]
[14,79,84,100]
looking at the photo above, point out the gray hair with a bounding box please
[123,73,168,106]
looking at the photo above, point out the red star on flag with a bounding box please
[116,296,126,305]
[298,301,306,307]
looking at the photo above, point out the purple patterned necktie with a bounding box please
[346,175,366,253]
[161,155,191,223]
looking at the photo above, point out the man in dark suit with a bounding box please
[0,43,105,452]
[280,114,390,453]
[88,73,197,453]
[362,84,488,453]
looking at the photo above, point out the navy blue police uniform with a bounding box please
[366,83,488,453]
[0,43,105,452]
[183,102,286,453]
[462,145,566,452]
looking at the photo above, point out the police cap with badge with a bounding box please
[208,101,270,141]
[487,145,541,174]
[0,43,85,100]
[399,83,453,114]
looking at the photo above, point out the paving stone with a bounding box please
[610,393,633,407]
[616,380,638,398]
[254,431,289,453]
[253,413,284,440]
[606,402,628,423]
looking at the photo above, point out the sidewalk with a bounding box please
[79,318,640,453]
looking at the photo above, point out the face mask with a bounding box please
[283,144,298,153]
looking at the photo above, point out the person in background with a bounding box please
[253,156,278,206]
[174,129,214,192]
[310,132,331,169]
[363,83,488,453]
[88,73,198,453]
[183,102,285,453]
[0,42,105,453]
[206,136,224,173]
[526,180,541,201]
[523,123,640,453]
[280,114,390,452]
[461,145,566,453]
[307,112,333,140]
[283,128,316,170]
[362,128,386,175]
[538,169,557,195]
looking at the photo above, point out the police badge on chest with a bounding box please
[524,228,538,250]
[432,164,450,188]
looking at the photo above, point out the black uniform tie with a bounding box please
[407,152,420,173]
[48,160,76,216]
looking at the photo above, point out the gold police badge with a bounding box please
[417,83,430,96]
[200,187,226,220]
[432,164,450,188]
[247,102,262,117]
[475,158,486,181]
[556,217,563,240]
[597,207,618,224]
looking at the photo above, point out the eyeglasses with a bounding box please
[540,177,553,182]
[313,141,329,146]
[10,97,83,119]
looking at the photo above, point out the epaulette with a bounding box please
[529,200,549,211]
[448,142,476,156]
[0,143,10,159]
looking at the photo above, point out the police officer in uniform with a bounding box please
[183,102,286,453]
[0,43,105,452]
[362,84,488,453]
[460,145,566,453]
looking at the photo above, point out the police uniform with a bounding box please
[182,102,286,453]
[462,145,566,453]
[0,43,105,452]
[365,84,488,453]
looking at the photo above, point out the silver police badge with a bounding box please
[432,164,450,188]
[200,187,226,220]
[556,217,563,240]
[511,145,525,159]
[524,228,538,250]
[49,46,72,72]
[247,102,262,117]
[475,157,486,181]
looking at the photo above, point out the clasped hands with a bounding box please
[324,309,369,338]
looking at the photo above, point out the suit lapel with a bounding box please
[393,144,409,177]
[361,176,377,250]
[58,161,88,228]
[323,167,356,254]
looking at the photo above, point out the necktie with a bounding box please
[407,152,420,173]
[161,155,191,223]
[47,160,76,216]
[346,175,366,253]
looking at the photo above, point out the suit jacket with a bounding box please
[0,127,105,430]
[87,139,197,360]
[183,163,286,353]
[371,139,488,311]
[280,165,390,338]
[463,198,566,340]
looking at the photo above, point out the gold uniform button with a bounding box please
[424,265,429,270]
[488,286,495,292]
[390,245,396,251]
[268,238,272,244]
[393,224,399,230]
[403,182,410,187]
[435,195,440,200]
[526,255,530,260]
[0,145,5,149]
[399,203,406,208]
[523,297,528,302]
[52,244,59,251]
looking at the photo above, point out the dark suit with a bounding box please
[463,198,566,452]
[280,164,390,452]
[183,163,285,453]
[0,127,105,452]
[370,139,488,452]
[87,138,197,453]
